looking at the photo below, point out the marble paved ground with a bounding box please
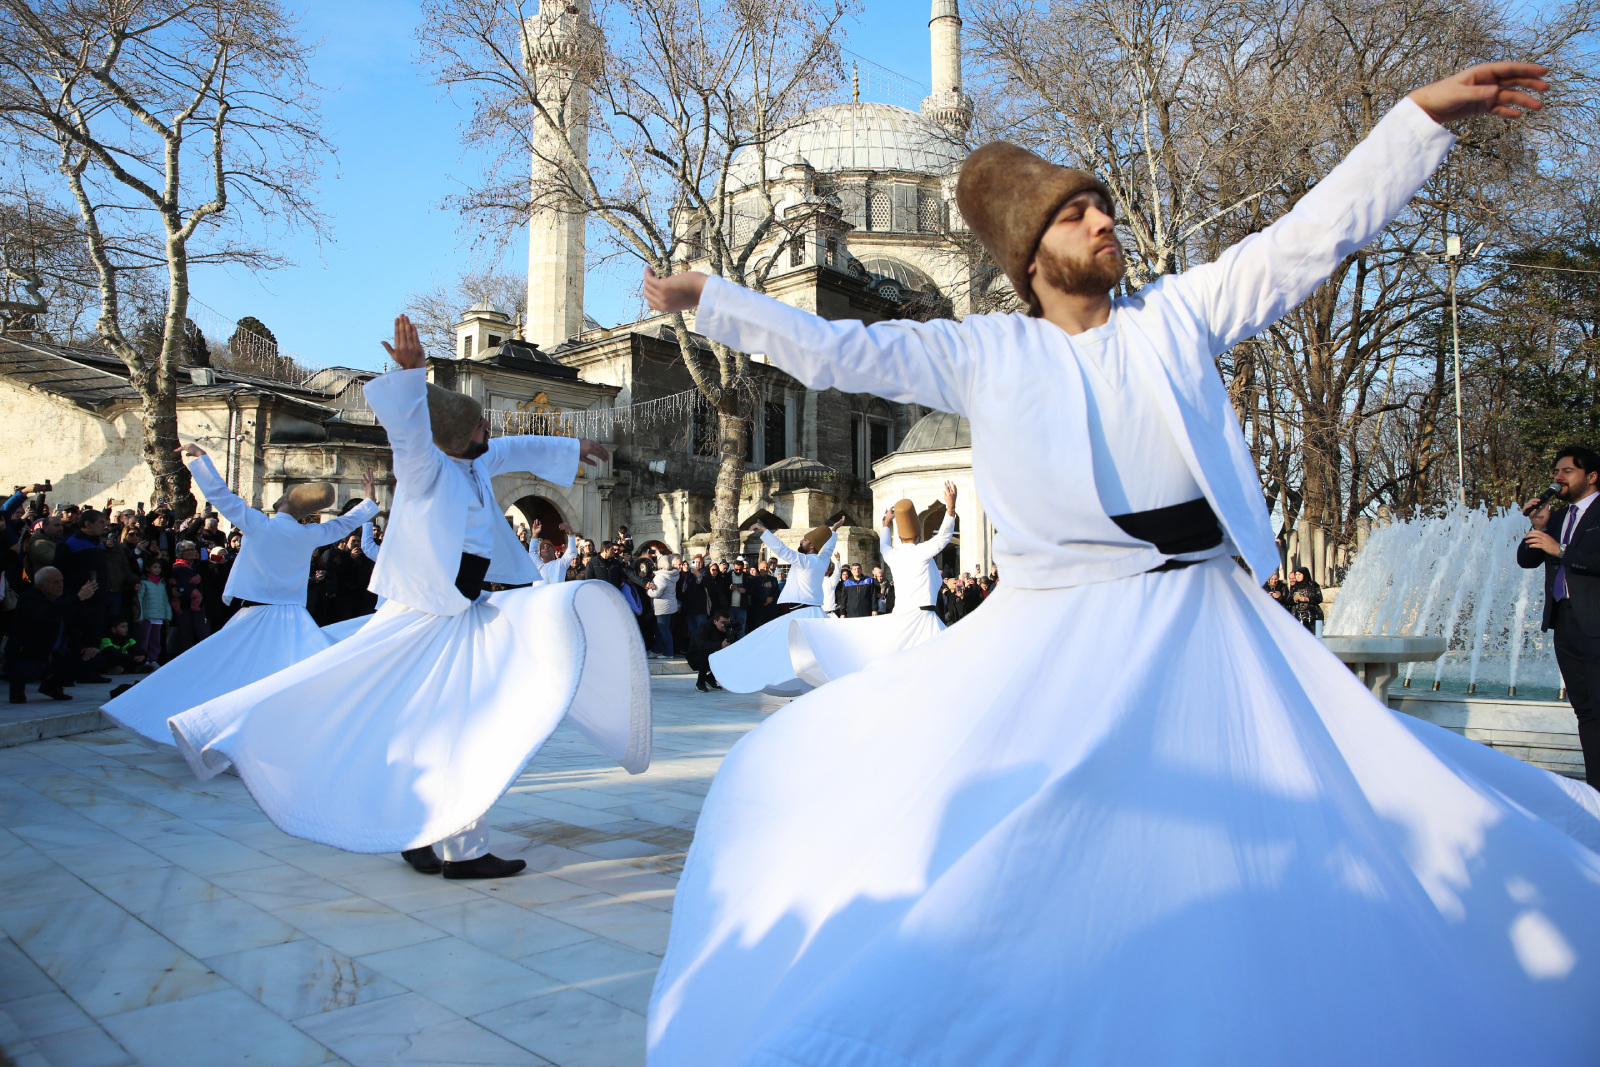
[0,676,784,1066]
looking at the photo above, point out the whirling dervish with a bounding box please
[790,481,958,687]
[103,448,377,746]
[528,517,578,583]
[642,63,1600,1066]
[169,315,651,879]
[708,518,843,696]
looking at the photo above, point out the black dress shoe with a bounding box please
[696,681,709,693]
[108,683,136,698]
[39,683,71,701]
[442,854,526,880]
[709,680,723,690]
[401,846,443,874]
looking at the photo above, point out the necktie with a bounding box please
[1555,505,1579,601]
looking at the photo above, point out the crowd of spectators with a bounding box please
[1264,568,1324,632]
[4,486,1004,702]
[0,481,380,705]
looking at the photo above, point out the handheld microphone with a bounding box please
[1524,483,1563,517]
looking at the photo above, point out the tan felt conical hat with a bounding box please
[426,383,484,455]
[956,142,1112,316]
[803,525,833,553]
[893,499,919,543]
[279,482,335,520]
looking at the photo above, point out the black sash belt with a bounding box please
[455,553,491,600]
[1110,498,1223,572]
[236,599,266,609]
[920,605,939,612]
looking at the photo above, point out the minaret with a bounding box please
[920,0,973,132]
[523,0,602,350]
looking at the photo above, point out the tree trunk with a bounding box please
[133,367,193,516]
[708,404,748,561]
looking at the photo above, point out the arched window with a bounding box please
[867,187,891,231]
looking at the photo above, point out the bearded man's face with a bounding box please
[1029,191,1124,303]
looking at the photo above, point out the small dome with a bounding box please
[858,257,935,291]
[898,410,969,452]
[466,299,509,318]
[729,102,964,190]
[758,455,838,482]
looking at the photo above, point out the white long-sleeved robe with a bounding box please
[708,529,838,695]
[648,100,1600,1067]
[168,367,651,853]
[102,455,376,746]
[788,515,955,687]
[529,534,578,584]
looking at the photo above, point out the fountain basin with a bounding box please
[1388,689,1582,780]
[1322,635,1447,701]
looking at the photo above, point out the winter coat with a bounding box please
[647,565,681,615]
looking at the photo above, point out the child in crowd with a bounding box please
[99,616,151,674]
[135,559,170,665]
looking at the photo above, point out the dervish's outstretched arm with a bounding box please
[360,522,380,561]
[309,468,379,547]
[755,526,799,565]
[369,317,444,493]
[177,445,269,538]
[645,269,973,416]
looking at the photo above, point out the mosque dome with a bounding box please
[729,102,965,190]
[898,410,970,452]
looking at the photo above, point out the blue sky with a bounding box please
[190,0,938,373]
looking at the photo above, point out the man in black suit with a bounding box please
[1518,444,1600,787]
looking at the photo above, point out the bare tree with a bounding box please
[406,268,530,355]
[418,0,849,558]
[0,0,330,513]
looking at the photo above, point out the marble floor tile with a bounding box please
[528,894,672,956]
[411,896,595,961]
[470,873,596,909]
[328,864,485,914]
[266,841,398,879]
[142,896,304,958]
[100,988,339,1067]
[0,849,97,913]
[150,836,281,878]
[295,992,547,1066]
[472,987,646,1067]
[30,1023,134,1067]
[358,938,559,1017]
[206,939,406,1021]
[0,937,58,1002]
[520,939,661,1015]
[274,896,450,959]
[3,988,97,1039]
[0,895,227,1017]
[83,864,228,917]
[210,863,352,912]
[38,838,169,880]
[8,817,129,852]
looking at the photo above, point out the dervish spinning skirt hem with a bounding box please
[648,557,1600,1066]
[710,605,825,695]
[169,579,651,854]
[102,604,330,747]
[788,608,946,688]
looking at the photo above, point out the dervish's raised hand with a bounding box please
[578,439,610,467]
[175,442,205,459]
[644,267,707,313]
[831,516,848,529]
[559,521,572,534]
[883,508,894,528]
[531,519,543,539]
[381,315,425,370]
[942,480,958,511]
[361,468,377,500]
[1408,63,1548,124]
[750,522,765,534]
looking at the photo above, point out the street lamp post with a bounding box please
[1445,234,1466,508]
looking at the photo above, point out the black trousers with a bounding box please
[685,650,716,687]
[1552,599,1600,785]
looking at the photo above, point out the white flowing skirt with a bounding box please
[710,606,825,697]
[648,557,1600,1067]
[102,604,329,747]
[318,614,371,643]
[789,607,946,687]
[168,580,651,854]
